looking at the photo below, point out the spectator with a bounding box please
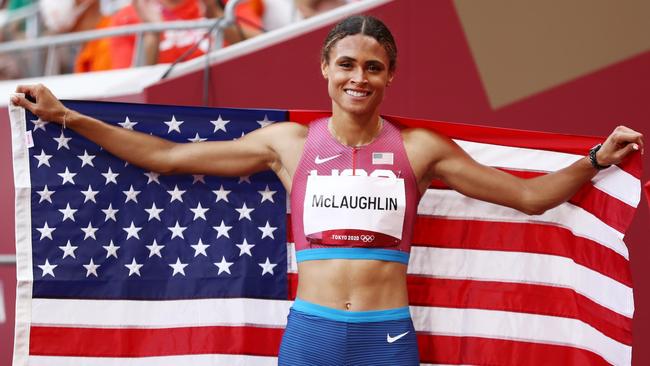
[0,55,21,80]
[109,0,264,69]
[0,0,36,79]
[3,0,37,41]
[206,0,265,42]
[262,0,349,31]
[39,0,113,73]
[295,0,348,17]
[6,0,34,13]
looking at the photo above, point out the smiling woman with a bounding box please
[10,14,644,366]
[321,16,396,146]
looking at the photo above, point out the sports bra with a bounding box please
[290,118,420,264]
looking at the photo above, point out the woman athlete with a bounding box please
[12,15,643,366]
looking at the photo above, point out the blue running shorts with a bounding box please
[278,298,420,365]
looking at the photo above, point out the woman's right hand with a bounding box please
[12,84,69,125]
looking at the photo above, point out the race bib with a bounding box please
[303,175,406,247]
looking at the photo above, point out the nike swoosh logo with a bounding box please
[386,331,409,343]
[314,154,341,164]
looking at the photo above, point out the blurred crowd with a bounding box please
[0,0,357,80]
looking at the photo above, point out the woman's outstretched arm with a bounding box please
[11,84,301,178]
[405,125,644,215]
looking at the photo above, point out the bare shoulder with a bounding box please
[253,122,309,183]
[401,127,456,161]
[238,121,308,152]
[400,127,460,189]
[402,126,438,142]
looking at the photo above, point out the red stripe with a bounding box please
[412,217,632,287]
[567,178,635,234]
[288,214,632,286]
[30,325,284,357]
[288,110,642,179]
[29,324,621,363]
[408,276,632,345]
[286,273,631,345]
[288,110,330,124]
[288,271,298,300]
[417,334,611,365]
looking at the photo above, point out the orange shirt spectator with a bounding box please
[74,16,114,73]
[109,0,263,69]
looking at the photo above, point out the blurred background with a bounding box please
[0,0,357,78]
[0,0,649,365]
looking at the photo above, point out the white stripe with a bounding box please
[409,247,633,318]
[285,244,633,318]
[418,189,629,259]
[9,98,34,366]
[29,354,277,366]
[287,242,297,273]
[454,139,640,207]
[591,166,640,207]
[32,298,292,328]
[411,306,631,366]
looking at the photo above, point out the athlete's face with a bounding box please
[322,34,394,117]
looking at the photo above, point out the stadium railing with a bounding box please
[0,0,243,77]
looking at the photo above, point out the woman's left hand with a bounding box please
[596,125,644,166]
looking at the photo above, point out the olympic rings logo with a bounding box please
[360,235,375,243]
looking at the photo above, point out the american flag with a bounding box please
[10,102,640,365]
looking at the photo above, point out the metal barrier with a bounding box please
[0,255,16,265]
[0,2,39,27]
[0,0,243,77]
[0,2,43,77]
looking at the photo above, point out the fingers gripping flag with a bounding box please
[10,102,641,365]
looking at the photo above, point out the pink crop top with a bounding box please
[290,118,420,264]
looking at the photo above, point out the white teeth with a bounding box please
[345,90,369,97]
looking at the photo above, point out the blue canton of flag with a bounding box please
[27,101,288,301]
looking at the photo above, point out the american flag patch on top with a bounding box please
[372,152,394,165]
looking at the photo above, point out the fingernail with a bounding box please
[632,144,639,150]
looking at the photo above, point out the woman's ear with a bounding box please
[387,70,395,86]
[321,61,329,79]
